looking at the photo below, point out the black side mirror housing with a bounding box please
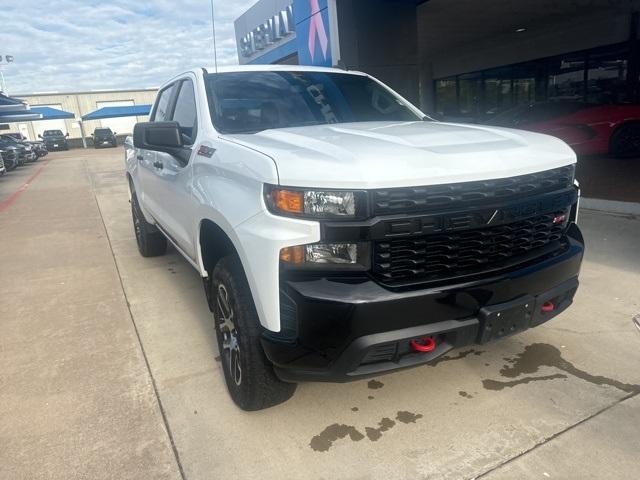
[134,121,183,149]
[38,134,42,139]
[133,121,189,164]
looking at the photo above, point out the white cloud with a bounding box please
[0,0,258,94]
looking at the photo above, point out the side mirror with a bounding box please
[38,134,42,139]
[134,121,188,163]
[65,133,69,137]
[91,133,94,136]
[113,132,117,135]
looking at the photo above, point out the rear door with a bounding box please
[137,83,177,219]
[146,77,199,259]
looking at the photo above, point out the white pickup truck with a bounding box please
[125,65,583,410]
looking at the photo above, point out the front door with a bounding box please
[147,78,199,260]
[137,83,176,222]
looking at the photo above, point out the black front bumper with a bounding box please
[262,224,584,383]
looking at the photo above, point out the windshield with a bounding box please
[95,128,112,134]
[43,130,63,136]
[0,135,19,143]
[204,71,422,134]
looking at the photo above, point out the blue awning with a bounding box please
[30,106,75,120]
[0,92,26,109]
[82,104,151,121]
[0,109,43,122]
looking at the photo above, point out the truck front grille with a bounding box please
[373,210,568,286]
[372,166,574,216]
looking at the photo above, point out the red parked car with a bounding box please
[489,102,640,158]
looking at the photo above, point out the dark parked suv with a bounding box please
[40,130,69,151]
[0,139,24,167]
[92,128,117,148]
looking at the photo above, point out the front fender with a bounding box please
[235,211,320,332]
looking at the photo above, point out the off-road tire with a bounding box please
[211,255,296,410]
[131,192,167,257]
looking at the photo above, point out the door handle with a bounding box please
[153,161,163,169]
[136,155,143,161]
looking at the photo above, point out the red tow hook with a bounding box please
[410,336,436,353]
[541,301,555,313]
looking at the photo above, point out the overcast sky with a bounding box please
[1,0,257,95]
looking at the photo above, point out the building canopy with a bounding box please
[30,106,75,120]
[81,105,151,121]
[0,93,43,122]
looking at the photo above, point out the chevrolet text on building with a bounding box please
[238,5,295,59]
[235,0,334,67]
[125,65,583,411]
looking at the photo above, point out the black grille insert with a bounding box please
[372,165,575,215]
[373,210,568,286]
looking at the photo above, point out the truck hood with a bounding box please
[223,121,576,189]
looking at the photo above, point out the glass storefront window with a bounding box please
[513,78,535,106]
[435,78,457,116]
[484,68,512,117]
[433,43,634,123]
[458,73,481,117]
[548,54,586,101]
[587,47,628,103]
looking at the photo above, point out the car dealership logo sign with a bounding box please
[239,5,295,58]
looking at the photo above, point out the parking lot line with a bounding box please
[0,158,51,213]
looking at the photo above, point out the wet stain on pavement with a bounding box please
[365,417,395,441]
[483,373,567,390]
[368,395,375,400]
[368,379,384,390]
[396,410,423,424]
[458,390,474,399]
[310,424,365,452]
[351,407,359,412]
[484,343,640,393]
[310,411,423,452]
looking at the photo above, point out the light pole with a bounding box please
[0,55,14,93]
[210,0,218,73]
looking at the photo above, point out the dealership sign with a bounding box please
[295,0,332,67]
[239,5,295,59]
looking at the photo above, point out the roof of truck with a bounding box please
[201,65,366,75]
[160,65,368,89]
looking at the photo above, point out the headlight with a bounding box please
[280,242,370,270]
[265,185,366,219]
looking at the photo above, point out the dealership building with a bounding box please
[235,0,640,206]
[235,0,639,119]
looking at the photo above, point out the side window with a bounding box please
[171,80,198,145]
[152,85,174,122]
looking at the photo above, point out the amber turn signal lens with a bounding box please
[280,246,305,264]
[271,189,303,214]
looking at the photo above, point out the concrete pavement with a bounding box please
[2,147,639,479]
[0,153,181,480]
